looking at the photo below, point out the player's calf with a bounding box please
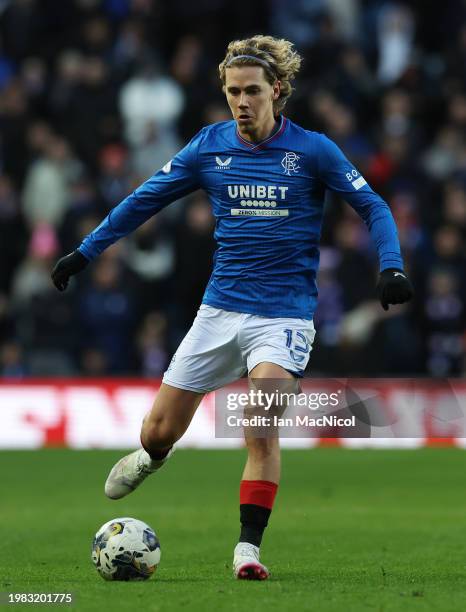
[140,414,181,455]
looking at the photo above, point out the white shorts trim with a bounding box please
[162,378,213,394]
[247,357,305,378]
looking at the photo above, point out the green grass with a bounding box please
[2,448,466,611]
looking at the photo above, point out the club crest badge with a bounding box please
[281,152,300,176]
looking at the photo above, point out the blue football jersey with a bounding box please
[79,116,403,319]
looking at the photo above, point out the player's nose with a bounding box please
[238,93,248,108]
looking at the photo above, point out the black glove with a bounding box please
[51,250,89,291]
[376,268,414,311]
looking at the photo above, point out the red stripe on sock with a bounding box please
[240,480,278,509]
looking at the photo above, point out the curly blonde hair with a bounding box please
[219,35,302,115]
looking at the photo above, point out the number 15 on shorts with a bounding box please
[284,329,310,364]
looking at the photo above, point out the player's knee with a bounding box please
[246,437,279,461]
[141,416,180,450]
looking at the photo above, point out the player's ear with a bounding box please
[272,80,281,100]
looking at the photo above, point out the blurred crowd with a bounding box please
[0,0,465,378]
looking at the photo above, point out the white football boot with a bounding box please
[104,448,173,499]
[233,542,270,580]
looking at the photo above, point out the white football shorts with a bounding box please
[162,304,316,393]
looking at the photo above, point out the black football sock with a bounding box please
[147,447,172,461]
[140,436,172,461]
[239,504,272,548]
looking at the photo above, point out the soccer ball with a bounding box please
[91,517,161,581]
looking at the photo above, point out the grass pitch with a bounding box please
[2,448,466,611]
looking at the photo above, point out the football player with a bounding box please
[52,35,413,580]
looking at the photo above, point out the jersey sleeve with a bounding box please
[79,129,206,260]
[315,133,404,271]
